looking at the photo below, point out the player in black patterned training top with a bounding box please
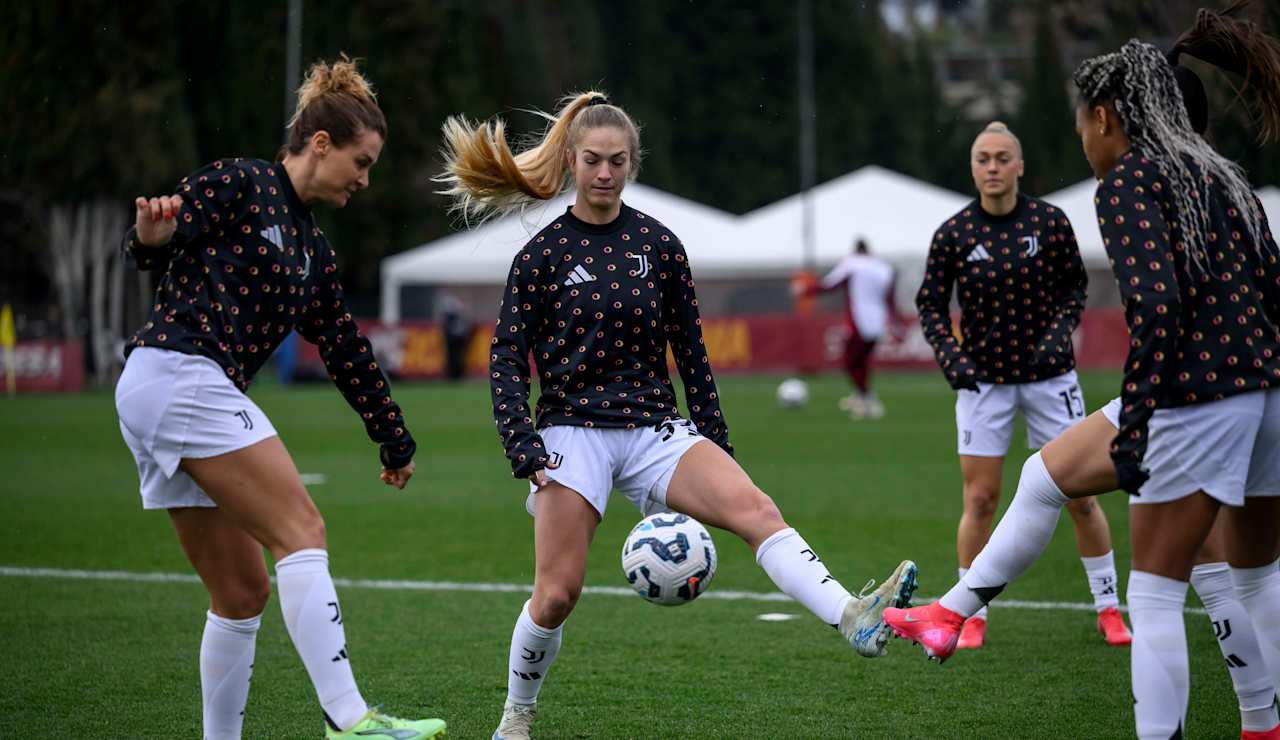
[436,92,919,740]
[916,121,1130,650]
[888,12,1280,739]
[113,58,444,740]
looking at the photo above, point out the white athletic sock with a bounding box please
[1231,560,1280,698]
[506,600,563,705]
[1129,571,1190,740]
[940,453,1066,618]
[1081,552,1121,612]
[755,528,853,627]
[275,549,368,731]
[1191,563,1279,732]
[201,610,260,740]
[957,568,988,621]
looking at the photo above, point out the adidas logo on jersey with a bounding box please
[564,264,597,286]
[260,224,284,250]
[966,245,992,262]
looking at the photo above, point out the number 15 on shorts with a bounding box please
[1058,385,1084,420]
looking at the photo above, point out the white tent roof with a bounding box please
[1047,181,1280,267]
[734,165,970,272]
[380,182,737,321]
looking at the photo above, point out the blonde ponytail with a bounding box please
[435,92,641,224]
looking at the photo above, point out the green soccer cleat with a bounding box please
[839,559,919,658]
[326,707,447,739]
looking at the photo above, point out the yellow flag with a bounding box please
[0,304,14,349]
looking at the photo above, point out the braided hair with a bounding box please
[1074,39,1264,275]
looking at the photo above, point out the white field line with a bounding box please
[0,565,1207,615]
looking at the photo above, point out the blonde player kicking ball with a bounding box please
[436,92,918,740]
[115,57,445,740]
[888,12,1280,738]
[916,120,1131,650]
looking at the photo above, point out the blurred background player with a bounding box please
[888,11,1280,737]
[915,120,1130,650]
[113,57,445,740]
[800,237,899,418]
[439,291,473,381]
[437,91,918,740]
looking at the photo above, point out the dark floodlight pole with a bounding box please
[285,0,303,136]
[797,0,817,270]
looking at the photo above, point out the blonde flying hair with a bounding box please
[280,54,386,159]
[435,92,642,224]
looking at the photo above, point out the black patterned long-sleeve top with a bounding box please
[122,158,416,468]
[1095,152,1280,492]
[489,204,731,478]
[916,194,1088,389]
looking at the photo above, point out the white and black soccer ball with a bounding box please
[621,513,717,606]
[776,377,809,408]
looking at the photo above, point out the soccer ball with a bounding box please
[776,377,809,408]
[621,513,717,606]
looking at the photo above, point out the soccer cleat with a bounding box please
[884,600,966,664]
[1242,724,1280,740]
[864,397,885,419]
[839,559,918,657]
[956,616,986,650]
[1096,606,1132,646]
[326,707,447,739]
[492,701,537,740]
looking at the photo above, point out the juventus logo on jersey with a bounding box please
[966,245,992,262]
[300,250,311,280]
[627,252,650,278]
[260,224,284,250]
[563,264,597,286]
[1020,235,1040,257]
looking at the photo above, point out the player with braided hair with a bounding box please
[888,5,1280,738]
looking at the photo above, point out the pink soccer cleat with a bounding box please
[956,616,986,650]
[884,601,966,663]
[1097,607,1132,646]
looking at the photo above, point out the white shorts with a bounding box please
[956,370,1086,456]
[527,418,709,519]
[1101,390,1280,506]
[115,347,277,509]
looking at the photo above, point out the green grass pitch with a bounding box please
[0,371,1241,738]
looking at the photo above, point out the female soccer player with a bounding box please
[916,121,1131,649]
[888,13,1280,738]
[436,92,919,740]
[114,58,445,740]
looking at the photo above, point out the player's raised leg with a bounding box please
[886,410,1116,662]
[665,440,916,658]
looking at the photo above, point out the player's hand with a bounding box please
[134,195,184,247]
[380,460,415,489]
[530,456,560,489]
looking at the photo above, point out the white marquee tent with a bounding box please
[380,183,736,321]
[380,166,973,321]
[1045,180,1280,266]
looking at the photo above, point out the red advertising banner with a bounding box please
[7,340,84,393]
[298,309,1130,380]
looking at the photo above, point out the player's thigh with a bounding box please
[180,435,324,555]
[956,383,1016,457]
[1194,510,1230,564]
[1129,492,1220,580]
[169,506,271,618]
[664,440,781,547]
[1020,371,1087,448]
[1221,497,1280,568]
[1040,410,1118,498]
[532,482,599,593]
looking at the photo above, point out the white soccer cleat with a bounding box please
[492,701,536,740]
[839,559,919,658]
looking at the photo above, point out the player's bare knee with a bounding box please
[534,585,580,625]
[213,578,270,619]
[963,486,1000,519]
